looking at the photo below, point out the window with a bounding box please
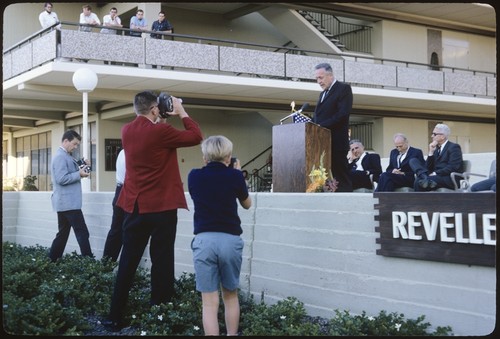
[349,122,373,150]
[14,131,51,191]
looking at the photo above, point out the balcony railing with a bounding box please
[3,22,496,99]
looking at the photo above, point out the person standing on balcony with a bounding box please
[150,11,173,39]
[150,11,173,69]
[103,91,203,332]
[129,9,148,37]
[101,7,123,65]
[101,7,122,35]
[79,4,100,32]
[313,62,353,192]
[39,2,60,29]
[102,149,125,262]
[375,133,424,192]
[48,130,93,262]
[39,2,63,60]
[409,123,463,191]
[188,135,252,336]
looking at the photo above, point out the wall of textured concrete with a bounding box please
[2,190,495,336]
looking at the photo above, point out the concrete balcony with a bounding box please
[3,26,496,99]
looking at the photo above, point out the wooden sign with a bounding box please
[374,192,496,267]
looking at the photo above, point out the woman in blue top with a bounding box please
[188,135,252,336]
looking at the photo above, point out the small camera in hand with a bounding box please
[76,158,91,173]
[157,92,174,119]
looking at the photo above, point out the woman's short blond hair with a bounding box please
[201,135,233,162]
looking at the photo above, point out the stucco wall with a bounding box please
[377,20,495,73]
[2,191,495,336]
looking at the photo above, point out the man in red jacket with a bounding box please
[104,91,203,331]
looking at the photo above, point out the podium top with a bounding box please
[274,121,325,131]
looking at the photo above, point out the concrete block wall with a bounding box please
[2,191,495,336]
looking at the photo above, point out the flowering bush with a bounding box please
[306,151,338,192]
[3,242,453,336]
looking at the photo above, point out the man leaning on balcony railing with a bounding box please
[79,4,100,32]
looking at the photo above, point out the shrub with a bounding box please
[326,310,453,336]
[2,176,19,191]
[2,242,454,336]
[22,175,38,191]
[240,296,322,336]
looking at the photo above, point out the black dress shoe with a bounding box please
[101,319,123,332]
[418,179,430,189]
[428,179,437,189]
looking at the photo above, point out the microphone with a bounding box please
[279,102,310,124]
[295,102,309,114]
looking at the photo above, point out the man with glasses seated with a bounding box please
[409,123,463,191]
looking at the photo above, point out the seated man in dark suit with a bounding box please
[409,123,463,191]
[375,133,425,192]
[347,139,382,190]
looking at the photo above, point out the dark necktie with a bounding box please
[437,145,441,156]
[397,153,403,168]
[321,89,329,103]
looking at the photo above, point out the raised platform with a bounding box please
[2,191,495,336]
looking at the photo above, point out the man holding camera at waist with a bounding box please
[49,130,93,262]
[104,91,203,331]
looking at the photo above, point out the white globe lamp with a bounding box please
[72,68,98,191]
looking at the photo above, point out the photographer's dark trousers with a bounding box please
[109,203,177,325]
[103,184,125,261]
[49,209,93,262]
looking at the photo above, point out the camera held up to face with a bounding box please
[157,92,174,119]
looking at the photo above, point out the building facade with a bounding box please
[2,3,496,192]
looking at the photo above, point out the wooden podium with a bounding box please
[272,122,331,192]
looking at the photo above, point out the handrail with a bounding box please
[241,145,272,169]
[3,21,495,76]
[248,167,272,192]
[2,23,59,53]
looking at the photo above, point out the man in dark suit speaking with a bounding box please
[312,63,353,192]
[409,123,463,191]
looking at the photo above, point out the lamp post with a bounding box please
[72,68,98,191]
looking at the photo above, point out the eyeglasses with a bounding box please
[431,133,444,136]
